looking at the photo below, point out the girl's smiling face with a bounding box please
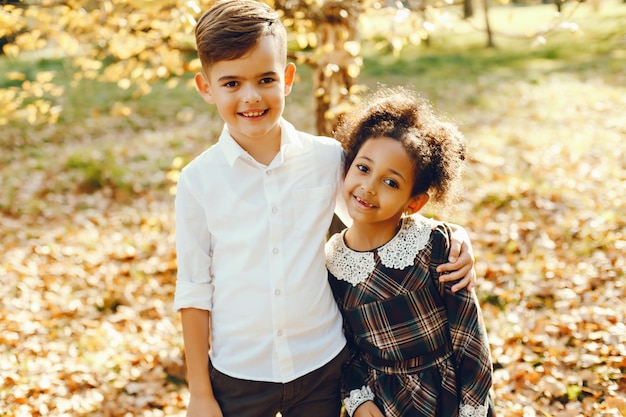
[343,136,428,228]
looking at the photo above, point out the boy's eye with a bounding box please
[224,81,238,88]
[384,179,399,188]
[356,164,368,173]
[260,77,275,85]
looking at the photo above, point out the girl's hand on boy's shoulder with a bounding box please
[187,394,223,417]
[353,401,385,417]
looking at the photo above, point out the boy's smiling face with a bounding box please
[195,36,296,150]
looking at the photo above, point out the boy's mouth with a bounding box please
[240,110,267,118]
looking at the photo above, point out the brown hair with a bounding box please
[195,0,287,70]
[335,86,467,206]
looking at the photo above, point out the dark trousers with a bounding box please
[209,347,349,417]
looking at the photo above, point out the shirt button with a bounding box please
[277,330,283,336]
[272,248,279,254]
[272,207,278,214]
[274,289,281,296]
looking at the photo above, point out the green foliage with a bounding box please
[65,150,132,193]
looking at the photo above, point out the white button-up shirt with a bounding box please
[174,119,347,383]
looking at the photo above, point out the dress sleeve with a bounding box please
[341,324,375,416]
[328,275,376,416]
[430,223,495,416]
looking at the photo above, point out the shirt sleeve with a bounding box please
[431,223,495,414]
[333,149,353,229]
[173,170,214,312]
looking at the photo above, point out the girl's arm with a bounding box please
[342,352,375,417]
[433,224,495,417]
[330,286,376,417]
[181,308,223,417]
[353,401,384,417]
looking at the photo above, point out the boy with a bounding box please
[173,1,476,416]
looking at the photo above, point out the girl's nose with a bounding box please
[360,182,376,195]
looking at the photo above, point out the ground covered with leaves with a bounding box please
[2,22,626,417]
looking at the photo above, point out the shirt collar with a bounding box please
[219,118,304,168]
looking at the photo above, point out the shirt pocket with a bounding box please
[292,184,335,233]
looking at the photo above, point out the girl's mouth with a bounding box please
[354,195,375,208]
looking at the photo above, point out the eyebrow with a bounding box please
[359,156,407,183]
[217,71,278,83]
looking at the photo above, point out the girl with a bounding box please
[326,87,495,417]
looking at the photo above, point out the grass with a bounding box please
[359,0,625,93]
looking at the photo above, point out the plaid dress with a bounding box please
[326,216,495,417]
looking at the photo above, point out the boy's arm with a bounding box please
[434,222,476,292]
[175,173,221,416]
[181,308,223,417]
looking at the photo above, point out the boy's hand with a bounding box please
[436,224,476,292]
[353,400,384,417]
[187,394,223,417]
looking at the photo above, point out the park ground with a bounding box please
[1,0,625,415]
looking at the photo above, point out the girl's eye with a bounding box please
[356,164,368,173]
[384,179,399,188]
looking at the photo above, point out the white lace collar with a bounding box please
[325,216,434,286]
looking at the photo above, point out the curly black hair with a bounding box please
[335,86,467,207]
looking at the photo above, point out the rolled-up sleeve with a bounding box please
[173,170,214,312]
[173,280,213,312]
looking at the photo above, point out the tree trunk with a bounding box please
[482,0,495,48]
[464,0,474,19]
[311,0,362,137]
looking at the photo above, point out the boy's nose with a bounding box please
[243,87,261,103]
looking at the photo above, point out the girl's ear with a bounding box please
[405,193,429,215]
[283,62,296,96]
[195,72,215,104]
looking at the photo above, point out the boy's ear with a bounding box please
[405,193,429,215]
[283,63,296,96]
[195,72,215,104]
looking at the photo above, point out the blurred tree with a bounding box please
[277,0,364,135]
[0,0,580,135]
[0,0,470,135]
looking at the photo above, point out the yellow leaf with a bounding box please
[347,63,361,79]
[117,78,132,90]
[35,71,55,83]
[110,102,132,117]
[296,32,309,49]
[7,71,26,81]
[344,40,361,57]
[2,43,20,57]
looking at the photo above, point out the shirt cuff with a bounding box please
[343,385,374,417]
[173,280,213,312]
